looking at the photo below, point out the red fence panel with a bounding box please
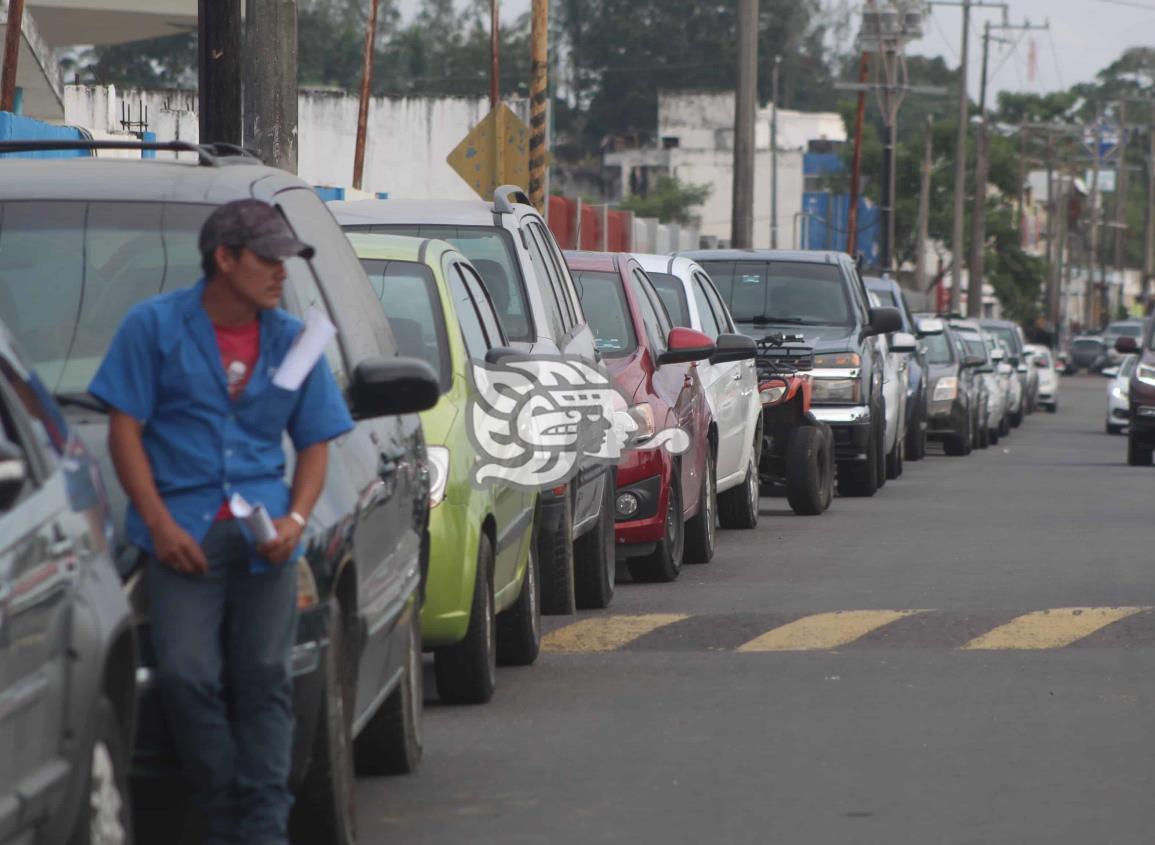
[579,203,601,251]
[606,210,632,252]
[547,195,577,249]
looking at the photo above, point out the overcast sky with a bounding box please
[394,0,1153,100]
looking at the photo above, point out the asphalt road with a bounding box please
[357,375,1155,844]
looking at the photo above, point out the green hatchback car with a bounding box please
[347,233,541,704]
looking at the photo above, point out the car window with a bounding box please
[571,269,637,357]
[1121,355,1137,376]
[958,332,988,361]
[699,273,734,333]
[690,275,722,338]
[985,325,1023,356]
[701,259,852,326]
[359,258,451,393]
[923,331,954,364]
[446,263,493,361]
[1109,322,1142,337]
[0,373,41,506]
[528,221,580,330]
[635,269,673,334]
[625,269,668,353]
[347,224,533,342]
[647,272,692,328]
[521,227,568,340]
[458,262,506,347]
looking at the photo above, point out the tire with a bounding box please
[353,604,423,776]
[684,448,717,563]
[68,697,132,845]
[885,432,903,479]
[1045,403,1057,414]
[998,414,1010,437]
[989,425,1000,446]
[434,534,497,705]
[1127,431,1153,466]
[905,404,926,462]
[627,473,684,583]
[497,542,541,666]
[290,601,356,845]
[1009,408,1023,428]
[536,495,576,616]
[574,471,616,608]
[875,419,888,489]
[1107,422,1122,435]
[837,421,880,497]
[943,411,971,457]
[978,416,990,449]
[819,426,835,512]
[718,450,759,529]
[785,426,828,515]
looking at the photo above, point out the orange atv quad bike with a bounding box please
[755,333,835,515]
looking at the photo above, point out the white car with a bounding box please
[980,333,1014,443]
[867,292,914,481]
[1027,344,1059,413]
[1104,354,1136,434]
[633,254,762,527]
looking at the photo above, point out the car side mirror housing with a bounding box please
[890,331,917,353]
[1116,336,1139,354]
[963,354,986,368]
[658,327,716,366]
[0,439,28,511]
[484,346,522,366]
[990,348,1005,362]
[1101,366,1120,378]
[350,356,441,419]
[916,317,944,337]
[1033,358,1048,369]
[864,306,903,337]
[710,332,757,364]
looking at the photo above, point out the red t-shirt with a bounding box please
[214,320,260,520]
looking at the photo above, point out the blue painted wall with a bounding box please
[0,113,88,158]
[801,152,880,264]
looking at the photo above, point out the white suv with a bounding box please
[331,187,617,614]
[633,254,762,527]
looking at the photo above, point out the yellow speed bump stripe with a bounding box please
[542,614,690,653]
[736,610,926,652]
[961,606,1150,650]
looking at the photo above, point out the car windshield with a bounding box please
[922,331,954,364]
[0,200,218,395]
[359,258,451,392]
[1108,323,1142,337]
[646,272,691,327]
[571,270,637,356]
[347,224,533,342]
[1073,338,1102,350]
[986,326,1021,354]
[698,260,852,325]
[958,332,987,361]
[1121,355,1137,376]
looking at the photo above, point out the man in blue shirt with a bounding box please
[90,199,354,845]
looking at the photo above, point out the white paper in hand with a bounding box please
[273,307,337,391]
[229,492,278,544]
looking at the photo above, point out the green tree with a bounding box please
[619,176,711,224]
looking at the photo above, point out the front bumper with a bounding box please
[421,500,478,647]
[810,404,871,462]
[927,398,967,438]
[614,448,670,548]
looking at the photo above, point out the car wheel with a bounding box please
[989,424,1000,445]
[718,449,759,529]
[1046,402,1057,413]
[943,410,971,457]
[905,405,926,462]
[628,473,684,583]
[68,697,132,845]
[1107,421,1121,435]
[978,417,990,449]
[1009,408,1023,428]
[1127,431,1153,466]
[497,543,542,666]
[434,534,497,704]
[536,495,576,616]
[885,432,903,479]
[785,426,829,515]
[575,470,617,608]
[290,600,356,845]
[684,448,717,563]
[837,420,880,497]
[998,413,1010,437]
[874,419,888,489]
[353,603,423,776]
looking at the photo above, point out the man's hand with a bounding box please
[152,518,210,575]
[257,517,304,565]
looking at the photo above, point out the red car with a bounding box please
[564,251,721,583]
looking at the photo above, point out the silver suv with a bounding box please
[0,318,137,843]
[332,187,618,613]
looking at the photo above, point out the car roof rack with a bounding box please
[0,139,262,166]
[492,184,532,214]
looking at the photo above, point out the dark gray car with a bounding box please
[0,318,137,844]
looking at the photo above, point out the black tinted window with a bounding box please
[572,270,636,356]
[360,258,451,392]
[647,272,691,327]
[701,260,852,325]
[923,332,954,364]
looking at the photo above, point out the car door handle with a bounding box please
[732,371,743,381]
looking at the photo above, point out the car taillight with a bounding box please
[759,379,788,406]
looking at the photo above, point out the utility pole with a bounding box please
[198,0,242,146]
[1045,130,1059,327]
[490,0,500,108]
[1146,125,1155,309]
[770,55,781,249]
[1017,123,1027,235]
[352,0,380,190]
[1086,116,1103,330]
[528,0,549,213]
[1,0,25,113]
[731,0,758,249]
[244,0,298,171]
[915,117,934,292]
[846,48,871,256]
[1112,100,1129,321]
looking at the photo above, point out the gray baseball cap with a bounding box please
[199,199,316,262]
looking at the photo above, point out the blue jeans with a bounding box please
[149,520,298,845]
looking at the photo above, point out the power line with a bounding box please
[1098,0,1155,9]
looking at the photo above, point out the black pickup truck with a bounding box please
[679,250,902,497]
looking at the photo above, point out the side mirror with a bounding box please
[864,306,903,337]
[990,348,1005,362]
[963,354,986,368]
[0,439,28,511]
[710,333,757,364]
[350,356,441,419]
[1116,336,1139,354]
[658,326,716,366]
[484,346,521,366]
[1033,358,1048,369]
[1101,366,1120,378]
[890,331,917,354]
[916,317,945,336]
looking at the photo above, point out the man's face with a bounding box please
[217,245,286,310]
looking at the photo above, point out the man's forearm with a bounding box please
[289,442,329,521]
[108,410,173,530]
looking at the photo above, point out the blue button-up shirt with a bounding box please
[89,279,355,571]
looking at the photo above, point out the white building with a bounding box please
[604,91,846,249]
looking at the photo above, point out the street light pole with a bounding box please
[966,19,991,317]
[771,55,781,249]
[950,0,970,314]
[731,0,758,249]
[490,0,500,108]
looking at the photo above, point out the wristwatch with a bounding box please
[288,511,307,530]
